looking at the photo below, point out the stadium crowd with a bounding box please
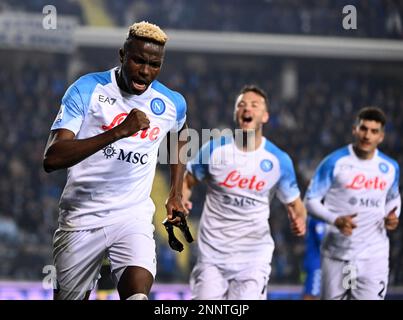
[1,0,403,38]
[108,0,403,38]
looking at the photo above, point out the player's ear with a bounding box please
[379,129,385,144]
[119,48,124,63]
[352,125,357,136]
[262,111,269,124]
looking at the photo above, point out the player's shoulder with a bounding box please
[202,135,233,155]
[72,70,112,91]
[62,70,112,103]
[377,150,400,170]
[151,80,186,120]
[151,80,186,106]
[322,145,350,166]
[263,138,292,162]
[191,135,232,165]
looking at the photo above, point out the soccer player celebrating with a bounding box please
[182,85,306,300]
[43,22,188,300]
[305,107,401,300]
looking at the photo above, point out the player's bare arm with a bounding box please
[43,108,149,172]
[182,172,198,211]
[165,123,189,225]
[286,197,307,236]
[334,213,357,236]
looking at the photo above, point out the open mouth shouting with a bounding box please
[239,114,254,128]
[131,79,148,92]
[242,115,253,123]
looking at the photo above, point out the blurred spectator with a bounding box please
[2,0,403,38]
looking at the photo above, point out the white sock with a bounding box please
[126,293,148,300]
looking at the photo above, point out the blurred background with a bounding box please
[0,0,402,299]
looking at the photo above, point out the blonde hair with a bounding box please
[127,21,168,45]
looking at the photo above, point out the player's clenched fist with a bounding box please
[334,213,357,236]
[116,108,150,138]
[385,207,399,231]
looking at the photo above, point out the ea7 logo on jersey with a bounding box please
[99,94,116,105]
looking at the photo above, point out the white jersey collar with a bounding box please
[348,143,378,162]
[111,67,153,99]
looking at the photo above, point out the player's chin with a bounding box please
[239,124,255,131]
[358,142,373,151]
[130,86,148,95]
[129,79,150,95]
[294,230,305,237]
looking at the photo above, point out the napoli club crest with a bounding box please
[378,162,389,174]
[150,98,166,115]
[260,159,273,172]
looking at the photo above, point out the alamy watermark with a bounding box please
[342,5,357,30]
[42,5,57,30]
[42,265,56,290]
[342,263,358,290]
[130,127,258,166]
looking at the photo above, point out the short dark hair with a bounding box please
[356,107,386,128]
[238,85,269,110]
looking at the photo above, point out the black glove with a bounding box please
[162,210,194,252]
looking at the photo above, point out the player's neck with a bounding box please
[352,145,375,160]
[115,68,128,93]
[235,130,262,152]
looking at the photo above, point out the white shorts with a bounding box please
[190,261,270,300]
[53,219,156,300]
[321,255,389,300]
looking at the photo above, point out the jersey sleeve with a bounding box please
[276,152,300,204]
[51,75,97,135]
[306,155,338,200]
[186,140,212,181]
[305,155,339,224]
[386,161,401,218]
[170,91,187,133]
